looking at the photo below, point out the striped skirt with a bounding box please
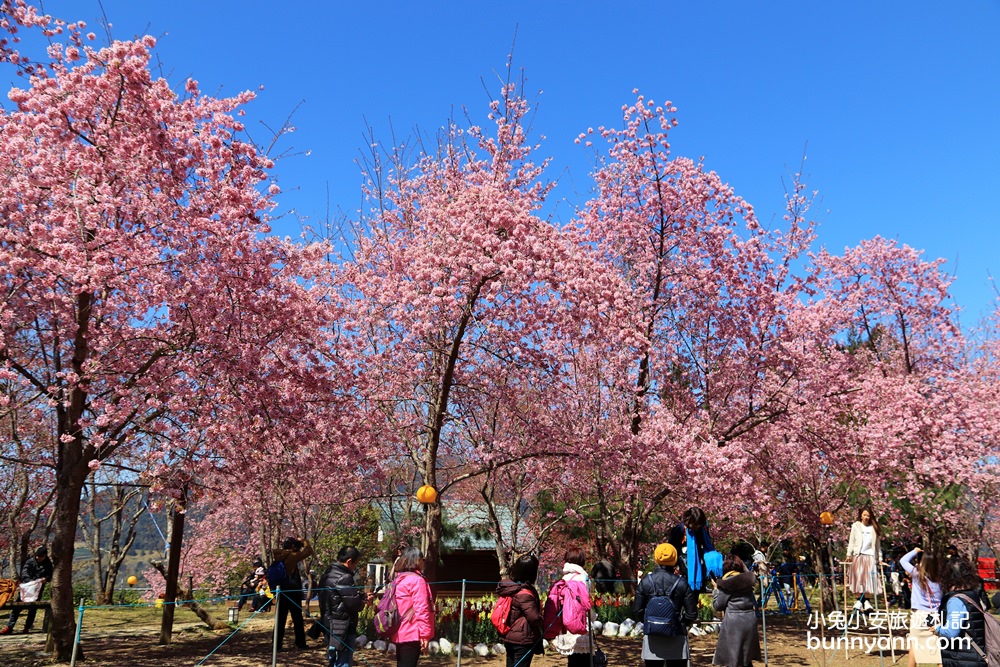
[846,554,883,596]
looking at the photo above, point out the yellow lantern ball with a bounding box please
[819,511,834,526]
[416,485,438,504]
[127,575,138,586]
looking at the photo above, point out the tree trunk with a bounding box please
[609,507,644,594]
[610,552,635,594]
[810,544,836,612]
[47,287,96,662]
[103,558,123,605]
[422,498,442,593]
[159,494,186,645]
[597,486,658,595]
[182,594,229,631]
[99,487,142,605]
[418,279,485,591]
[47,460,88,662]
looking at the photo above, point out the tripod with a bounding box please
[759,569,811,615]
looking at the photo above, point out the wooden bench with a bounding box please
[3,600,52,633]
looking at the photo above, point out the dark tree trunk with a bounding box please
[46,288,96,662]
[810,544,836,612]
[421,498,442,593]
[48,458,88,662]
[159,493,186,645]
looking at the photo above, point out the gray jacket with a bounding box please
[712,571,761,667]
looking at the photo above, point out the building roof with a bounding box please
[376,499,534,553]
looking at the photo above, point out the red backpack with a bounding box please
[492,587,530,636]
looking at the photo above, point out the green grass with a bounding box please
[76,601,239,633]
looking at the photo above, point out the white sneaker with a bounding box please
[863,600,874,611]
[853,600,862,610]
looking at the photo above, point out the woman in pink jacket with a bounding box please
[390,547,435,667]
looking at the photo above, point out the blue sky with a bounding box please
[30,1,1000,325]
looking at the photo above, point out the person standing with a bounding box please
[319,546,366,667]
[900,547,941,667]
[273,536,313,650]
[388,541,410,581]
[633,543,698,667]
[934,557,987,667]
[1,546,53,635]
[390,547,435,667]
[887,548,906,607]
[845,507,882,611]
[668,507,715,593]
[496,554,544,667]
[712,555,761,667]
[550,547,594,667]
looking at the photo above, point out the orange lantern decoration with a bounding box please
[819,511,834,526]
[416,485,438,504]
[126,575,138,586]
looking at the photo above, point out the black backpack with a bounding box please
[266,560,288,589]
[954,594,1000,667]
[644,575,682,637]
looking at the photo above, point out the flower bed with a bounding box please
[435,593,502,644]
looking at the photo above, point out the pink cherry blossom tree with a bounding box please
[804,238,973,544]
[0,9,336,657]
[336,75,595,583]
[559,94,815,584]
[743,235,992,592]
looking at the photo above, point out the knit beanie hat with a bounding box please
[654,543,677,566]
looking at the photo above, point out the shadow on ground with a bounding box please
[0,614,897,666]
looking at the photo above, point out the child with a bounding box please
[712,555,762,667]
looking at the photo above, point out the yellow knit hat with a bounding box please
[654,543,677,566]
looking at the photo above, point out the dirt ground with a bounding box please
[0,613,902,667]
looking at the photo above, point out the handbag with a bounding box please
[19,579,43,603]
[587,607,608,667]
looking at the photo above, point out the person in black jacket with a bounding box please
[633,543,698,667]
[318,546,366,667]
[1,546,54,635]
[667,507,715,593]
[934,557,987,667]
[496,554,543,667]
